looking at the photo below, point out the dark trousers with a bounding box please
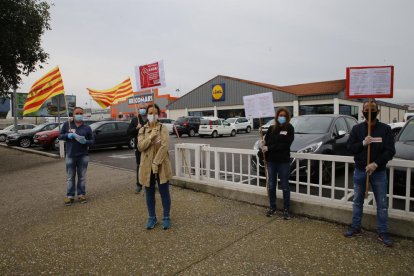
[135,150,142,188]
[145,173,171,218]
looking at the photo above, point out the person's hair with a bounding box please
[363,100,379,111]
[146,103,160,115]
[73,107,84,115]
[273,107,291,132]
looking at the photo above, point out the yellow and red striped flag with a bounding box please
[23,66,65,116]
[87,78,134,109]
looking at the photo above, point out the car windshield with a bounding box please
[2,125,14,131]
[89,122,105,131]
[398,121,414,142]
[226,118,237,123]
[264,119,274,126]
[176,117,187,123]
[291,116,333,134]
[32,123,49,132]
[53,124,65,131]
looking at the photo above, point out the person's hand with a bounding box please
[152,163,159,174]
[67,133,75,139]
[79,137,87,144]
[261,146,268,153]
[363,136,373,146]
[136,123,142,130]
[366,162,378,175]
[149,129,159,141]
[259,139,266,148]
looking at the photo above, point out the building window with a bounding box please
[188,110,214,117]
[339,104,359,119]
[299,104,333,115]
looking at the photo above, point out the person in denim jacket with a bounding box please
[58,107,94,206]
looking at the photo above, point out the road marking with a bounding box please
[109,153,135,159]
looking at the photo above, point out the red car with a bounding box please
[34,120,97,150]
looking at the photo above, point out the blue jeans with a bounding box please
[145,173,171,218]
[351,168,389,234]
[267,162,291,210]
[66,155,89,198]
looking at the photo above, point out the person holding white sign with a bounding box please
[344,100,395,247]
[261,107,295,220]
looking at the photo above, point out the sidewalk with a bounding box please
[0,146,413,275]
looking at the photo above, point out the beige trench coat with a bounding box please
[137,122,172,187]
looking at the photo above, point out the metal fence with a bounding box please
[174,143,414,219]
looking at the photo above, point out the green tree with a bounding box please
[0,0,51,98]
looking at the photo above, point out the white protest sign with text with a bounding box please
[243,92,275,119]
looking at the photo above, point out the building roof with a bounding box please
[218,75,346,96]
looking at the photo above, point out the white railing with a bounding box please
[174,143,414,219]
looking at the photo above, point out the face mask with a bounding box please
[139,109,146,115]
[74,115,83,122]
[147,114,158,123]
[363,111,378,121]
[278,116,286,124]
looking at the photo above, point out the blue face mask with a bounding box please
[74,115,83,122]
[277,116,286,124]
[139,109,146,115]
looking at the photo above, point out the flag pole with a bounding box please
[365,98,372,198]
[63,94,71,131]
[259,118,269,196]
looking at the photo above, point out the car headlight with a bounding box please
[297,141,323,153]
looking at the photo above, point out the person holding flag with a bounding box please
[344,100,395,247]
[58,107,94,206]
[138,104,173,230]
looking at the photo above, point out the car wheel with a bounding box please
[0,134,6,142]
[19,137,31,148]
[128,137,135,149]
[246,126,251,133]
[212,131,218,138]
[189,129,196,137]
[230,129,236,137]
[52,138,59,151]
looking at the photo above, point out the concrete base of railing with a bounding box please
[171,176,414,239]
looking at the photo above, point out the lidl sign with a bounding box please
[212,83,225,102]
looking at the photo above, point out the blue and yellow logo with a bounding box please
[212,83,225,102]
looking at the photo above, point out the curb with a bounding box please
[0,143,60,158]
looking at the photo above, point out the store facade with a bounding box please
[167,75,406,127]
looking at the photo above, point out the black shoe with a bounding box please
[135,184,142,194]
[283,209,291,220]
[378,233,393,247]
[343,227,361,238]
[265,208,277,217]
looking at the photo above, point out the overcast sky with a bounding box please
[18,0,414,108]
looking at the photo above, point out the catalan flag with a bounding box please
[23,66,65,116]
[87,78,134,109]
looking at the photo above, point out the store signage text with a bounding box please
[212,83,225,102]
[128,95,153,105]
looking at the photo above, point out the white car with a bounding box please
[159,118,175,134]
[226,117,253,133]
[0,123,37,142]
[389,122,405,138]
[199,118,237,138]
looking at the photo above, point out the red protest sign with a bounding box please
[135,60,166,90]
[346,66,394,99]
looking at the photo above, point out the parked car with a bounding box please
[159,118,175,134]
[34,120,97,150]
[0,123,37,142]
[89,121,133,149]
[389,122,405,138]
[226,117,252,133]
[199,118,237,138]
[173,116,201,137]
[6,122,60,148]
[392,117,414,195]
[252,114,358,183]
[259,119,275,135]
[403,112,414,122]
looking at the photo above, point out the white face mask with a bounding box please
[147,114,158,123]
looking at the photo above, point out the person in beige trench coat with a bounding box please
[138,104,173,230]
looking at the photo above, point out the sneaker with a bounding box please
[343,227,361,238]
[162,217,171,230]
[283,209,291,220]
[135,184,142,194]
[378,233,393,247]
[265,208,277,217]
[78,195,87,204]
[64,197,74,206]
[146,217,158,230]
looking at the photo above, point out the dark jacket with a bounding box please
[264,123,295,163]
[127,115,146,150]
[58,121,94,157]
[347,120,395,171]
